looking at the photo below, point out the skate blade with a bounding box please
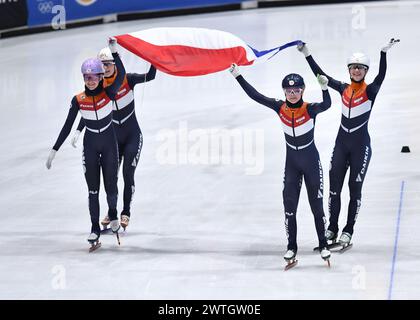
[115,232,121,246]
[333,243,353,253]
[313,242,339,252]
[88,242,101,252]
[100,227,112,235]
[325,259,331,268]
[284,260,298,271]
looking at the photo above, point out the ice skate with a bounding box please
[320,247,331,267]
[325,230,337,243]
[284,249,298,271]
[100,215,111,233]
[336,232,353,253]
[110,219,121,245]
[120,214,130,231]
[87,232,101,252]
[313,230,338,251]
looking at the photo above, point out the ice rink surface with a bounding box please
[1,1,420,299]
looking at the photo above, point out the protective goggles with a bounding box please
[103,61,115,67]
[284,87,304,95]
[348,64,368,71]
[83,74,102,82]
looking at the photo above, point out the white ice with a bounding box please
[1,1,420,299]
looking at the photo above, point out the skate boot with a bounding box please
[320,247,331,267]
[284,249,298,271]
[110,219,120,233]
[337,232,353,252]
[87,232,101,252]
[325,230,337,243]
[339,232,352,245]
[101,215,110,229]
[313,230,337,251]
[121,214,130,231]
[110,219,121,245]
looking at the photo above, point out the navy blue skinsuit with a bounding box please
[235,75,331,252]
[76,66,156,217]
[52,53,126,235]
[305,51,387,236]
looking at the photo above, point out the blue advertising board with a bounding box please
[26,0,244,27]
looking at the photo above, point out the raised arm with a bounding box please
[127,65,157,88]
[105,38,126,99]
[229,64,282,113]
[307,75,332,117]
[367,51,386,99]
[368,39,399,98]
[297,43,346,93]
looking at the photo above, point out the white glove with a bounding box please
[317,74,329,90]
[229,63,241,78]
[381,38,400,53]
[297,43,310,57]
[108,37,118,54]
[71,130,81,148]
[46,149,57,170]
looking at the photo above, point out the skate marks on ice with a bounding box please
[6,229,333,258]
[0,230,386,258]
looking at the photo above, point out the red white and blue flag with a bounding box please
[115,27,302,77]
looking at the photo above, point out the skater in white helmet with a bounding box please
[297,38,399,251]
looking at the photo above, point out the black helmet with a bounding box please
[282,73,305,89]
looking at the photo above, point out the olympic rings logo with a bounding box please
[38,1,54,14]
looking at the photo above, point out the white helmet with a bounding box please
[347,52,370,69]
[97,47,114,62]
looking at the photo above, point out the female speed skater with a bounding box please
[229,63,332,270]
[297,38,399,250]
[71,46,157,231]
[45,38,126,251]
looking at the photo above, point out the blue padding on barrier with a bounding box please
[27,0,243,27]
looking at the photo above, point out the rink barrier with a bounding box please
[258,0,381,8]
[0,0,28,31]
[1,0,385,38]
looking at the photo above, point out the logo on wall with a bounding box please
[75,0,97,6]
[38,1,54,14]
